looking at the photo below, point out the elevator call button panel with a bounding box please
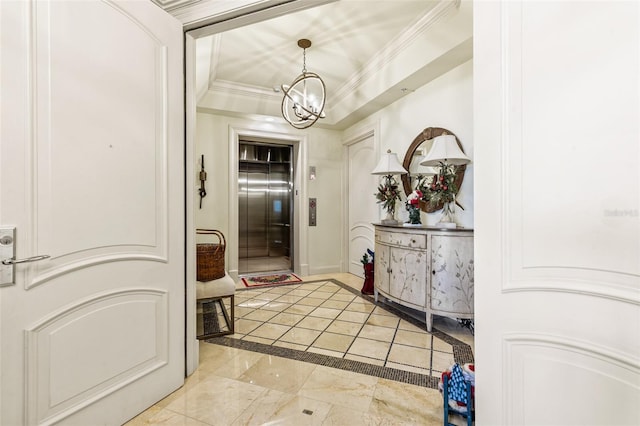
[309,198,317,226]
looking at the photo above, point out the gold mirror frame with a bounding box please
[400,127,467,213]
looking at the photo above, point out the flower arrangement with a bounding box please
[419,164,461,208]
[375,176,402,216]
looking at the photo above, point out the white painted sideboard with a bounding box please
[373,224,474,331]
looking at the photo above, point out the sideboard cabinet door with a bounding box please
[389,247,428,310]
[429,235,474,316]
[374,242,391,297]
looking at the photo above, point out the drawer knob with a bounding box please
[432,270,436,275]
[411,239,416,243]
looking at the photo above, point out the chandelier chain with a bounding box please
[302,48,307,74]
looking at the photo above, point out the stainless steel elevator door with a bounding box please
[238,143,292,275]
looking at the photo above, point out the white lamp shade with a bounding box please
[415,164,439,176]
[371,150,408,175]
[419,134,471,166]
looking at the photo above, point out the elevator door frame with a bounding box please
[238,142,293,275]
[227,126,308,282]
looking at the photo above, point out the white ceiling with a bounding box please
[156,0,473,130]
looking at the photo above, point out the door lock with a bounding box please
[1,226,50,287]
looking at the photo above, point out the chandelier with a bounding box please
[281,39,326,129]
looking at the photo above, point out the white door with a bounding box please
[0,1,184,424]
[475,1,640,424]
[347,133,378,277]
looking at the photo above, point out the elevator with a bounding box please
[238,142,293,275]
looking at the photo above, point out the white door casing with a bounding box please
[0,1,184,424]
[344,127,379,277]
[475,1,640,424]
[227,127,308,280]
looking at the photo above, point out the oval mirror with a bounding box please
[401,127,467,213]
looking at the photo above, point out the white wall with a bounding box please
[194,59,473,277]
[344,59,474,229]
[194,113,343,275]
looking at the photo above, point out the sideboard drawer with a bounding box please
[376,230,426,249]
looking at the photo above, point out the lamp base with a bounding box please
[381,219,400,225]
[435,222,457,229]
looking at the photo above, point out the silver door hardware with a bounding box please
[1,226,50,287]
[2,255,51,265]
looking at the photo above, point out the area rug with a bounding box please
[241,273,302,287]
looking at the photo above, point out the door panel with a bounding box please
[0,1,184,424]
[474,1,640,424]
[347,134,378,276]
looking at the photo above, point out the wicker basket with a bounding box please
[196,229,226,281]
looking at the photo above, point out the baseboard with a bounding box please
[308,265,341,276]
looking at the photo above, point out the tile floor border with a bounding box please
[204,279,474,388]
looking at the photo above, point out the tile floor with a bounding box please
[126,273,474,425]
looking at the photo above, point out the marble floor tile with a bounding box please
[369,378,442,425]
[309,290,337,299]
[432,336,454,353]
[311,331,355,352]
[252,292,282,302]
[335,310,370,324]
[275,294,304,304]
[272,340,308,351]
[365,313,400,329]
[243,309,279,322]
[358,324,397,342]
[321,405,392,426]
[295,316,333,331]
[233,306,255,318]
[329,292,357,302]
[298,365,379,409]
[237,355,317,394]
[306,346,345,358]
[211,350,265,380]
[343,353,385,367]
[324,319,364,336]
[128,407,211,425]
[296,297,326,307]
[344,301,376,313]
[372,306,396,317]
[248,323,291,340]
[279,327,323,346]
[269,311,305,326]
[319,299,351,310]
[347,337,392,360]
[387,343,431,369]
[283,304,316,315]
[260,301,292,312]
[308,306,342,320]
[431,350,456,374]
[234,318,263,335]
[237,298,270,309]
[287,288,314,297]
[398,319,426,333]
[163,375,268,425]
[232,391,332,426]
[393,328,433,349]
[385,361,430,376]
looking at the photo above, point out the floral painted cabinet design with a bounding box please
[428,235,474,330]
[373,225,474,331]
